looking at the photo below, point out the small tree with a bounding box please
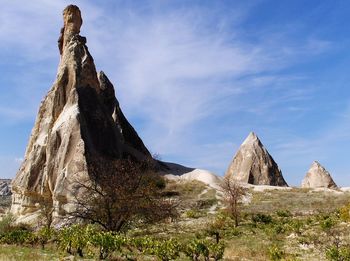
[70,157,177,231]
[37,197,54,230]
[220,177,247,227]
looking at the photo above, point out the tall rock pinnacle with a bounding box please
[225,132,288,186]
[301,161,337,189]
[11,5,151,224]
[58,5,83,55]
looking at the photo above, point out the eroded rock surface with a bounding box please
[160,162,222,189]
[225,132,288,186]
[0,179,11,196]
[301,161,337,189]
[11,5,151,224]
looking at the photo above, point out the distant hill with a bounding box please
[0,179,11,196]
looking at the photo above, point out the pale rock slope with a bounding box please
[161,162,222,189]
[225,132,288,186]
[11,5,151,224]
[301,161,337,189]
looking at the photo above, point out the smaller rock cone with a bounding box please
[225,132,288,186]
[301,161,337,188]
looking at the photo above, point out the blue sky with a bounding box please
[0,0,350,186]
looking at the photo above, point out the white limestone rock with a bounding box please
[161,162,222,189]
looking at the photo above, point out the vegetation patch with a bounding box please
[2,182,350,260]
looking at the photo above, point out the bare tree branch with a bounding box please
[220,176,247,227]
[68,157,178,231]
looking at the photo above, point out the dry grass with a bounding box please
[131,184,350,260]
[243,188,350,216]
[2,182,350,260]
[0,245,60,261]
[221,188,350,260]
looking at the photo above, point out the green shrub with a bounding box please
[57,224,90,257]
[268,244,285,261]
[339,204,350,222]
[0,213,15,235]
[185,209,203,219]
[0,228,34,245]
[272,224,285,235]
[90,231,125,259]
[326,246,350,260]
[183,239,209,260]
[320,217,336,232]
[196,198,218,209]
[36,227,55,249]
[208,242,225,261]
[150,238,181,261]
[276,210,291,218]
[252,213,273,224]
[288,219,303,235]
[132,236,155,253]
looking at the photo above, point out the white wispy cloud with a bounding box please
[85,4,330,172]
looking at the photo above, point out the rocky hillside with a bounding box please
[0,179,11,196]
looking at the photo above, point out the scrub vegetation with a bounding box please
[1,182,350,260]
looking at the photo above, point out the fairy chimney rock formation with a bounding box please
[11,5,151,224]
[225,132,288,186]
[301,161,337,189]
[58,5,83,55]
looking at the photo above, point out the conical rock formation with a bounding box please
[11,5,151,224]
[225,132,288,186]
[301,161,337,189]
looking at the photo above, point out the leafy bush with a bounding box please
[339,204,350,222]
[183,239,209,260]
[185,209,203,219]
[326,246,350,260]
[0,228,34,245]
[208,242,225,261]
[196,198,217,209]
[276,210,291,218]
[0,221,226,260]
[272,224,285,235]
[288,219,303,235]
[57,224,91,257]
[252,214,273,224]
[149,238,181,261]
[36,227,55,249]
[0,213,15,235]
[90,230,125,259]
[268,244,285,260]
[320,217,336,231]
